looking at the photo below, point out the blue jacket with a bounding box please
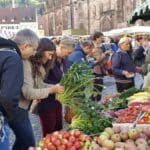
[0,38,23,120]
[112,49,135,80]
[66,43,94,71]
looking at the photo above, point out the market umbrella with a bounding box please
[128,0,150,24]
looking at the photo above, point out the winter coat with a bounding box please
[0,38,23,120]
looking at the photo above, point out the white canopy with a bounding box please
[104,26,150,37]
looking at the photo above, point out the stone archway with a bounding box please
[100,16,112,32]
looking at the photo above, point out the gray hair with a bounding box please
[80,40,94,48]
[14,29,39,48]
[60,36,75,48]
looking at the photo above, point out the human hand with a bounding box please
[123,71,135,78]
[49,84,64,94]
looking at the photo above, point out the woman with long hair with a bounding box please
[30,38,63,137]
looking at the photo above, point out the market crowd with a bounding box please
[0,29,150,150]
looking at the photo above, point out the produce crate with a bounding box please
[113,123,150,132]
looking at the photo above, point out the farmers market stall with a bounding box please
[32,63,150,150]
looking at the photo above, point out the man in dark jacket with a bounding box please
[66,40,95,70]
[8,29,39,150]
[134,37,149,66]
[0,37,23,149]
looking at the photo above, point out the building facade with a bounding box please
[0,7,38,33]
[42,0,149,36]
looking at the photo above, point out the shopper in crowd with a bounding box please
[21,37,64,141]
[92,46,106,101]
[6,29,39,150]
[56,36,76,73]
[112,37,136,92]
[29,38,64,137]
[0,37,23,150]
[92,31,104,48]
[134,36,149,66]
[66,40,94,70]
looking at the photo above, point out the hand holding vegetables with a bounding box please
[49,84,64,94]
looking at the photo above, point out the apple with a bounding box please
[74,130,81,138]
[136,144,147,150]
[53,139,61,146]
[101,147,109,150]
[102,139,115,150]
[126,139,134,144]
[139,133,148,140]
[50,136,57,143]
[52,131,60,136]
[143,128,150,138]
[101,131,110,139]
[47,143,56,150]
[34,147,41,150]
[128,129,140,140]
[69,136,76,143]
[104,127,114,137]
[98,135,109,145]
[62,139,68,145]
[115,142,125,148]
[38,141,44,147]
[93,136,99,143]
[125,143,137,150]
[74,141,81,149]
[57,145,66,150]
[115,148,124,150]
[135,138,148,146]
[120,131,128,141]
[111,134,121,142]
[65,141,73,147]
[113,126,121,134]
[63,132,70,139]
[135,127,143,134]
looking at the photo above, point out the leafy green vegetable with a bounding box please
[56,63,112,135]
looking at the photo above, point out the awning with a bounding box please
[128,0,150,24]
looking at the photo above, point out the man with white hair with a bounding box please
[112,37,136,92]
[8,29,39,150]
[0,29,39,150]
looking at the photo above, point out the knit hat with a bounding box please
[118,37,131,45]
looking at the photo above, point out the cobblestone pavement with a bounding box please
[10,74,143,148]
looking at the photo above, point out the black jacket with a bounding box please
[134,46,146,66]
[0,38,23,120]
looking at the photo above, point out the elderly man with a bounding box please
[56,36,76,73]
[112,37,136,92]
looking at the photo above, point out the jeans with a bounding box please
[8,108,35,150]
[0,123,10,150]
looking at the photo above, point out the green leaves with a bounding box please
[57,63,112,135]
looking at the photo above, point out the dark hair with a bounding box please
[92,31,104,41]
[30,38,56,78]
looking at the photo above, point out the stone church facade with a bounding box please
[42,0,148,35]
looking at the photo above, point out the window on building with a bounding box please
[11,19,14,22]
[2,19,6,23]
[22,17,25,21]
[29,17,32,21]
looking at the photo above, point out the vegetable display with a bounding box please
[56,63,112,135]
